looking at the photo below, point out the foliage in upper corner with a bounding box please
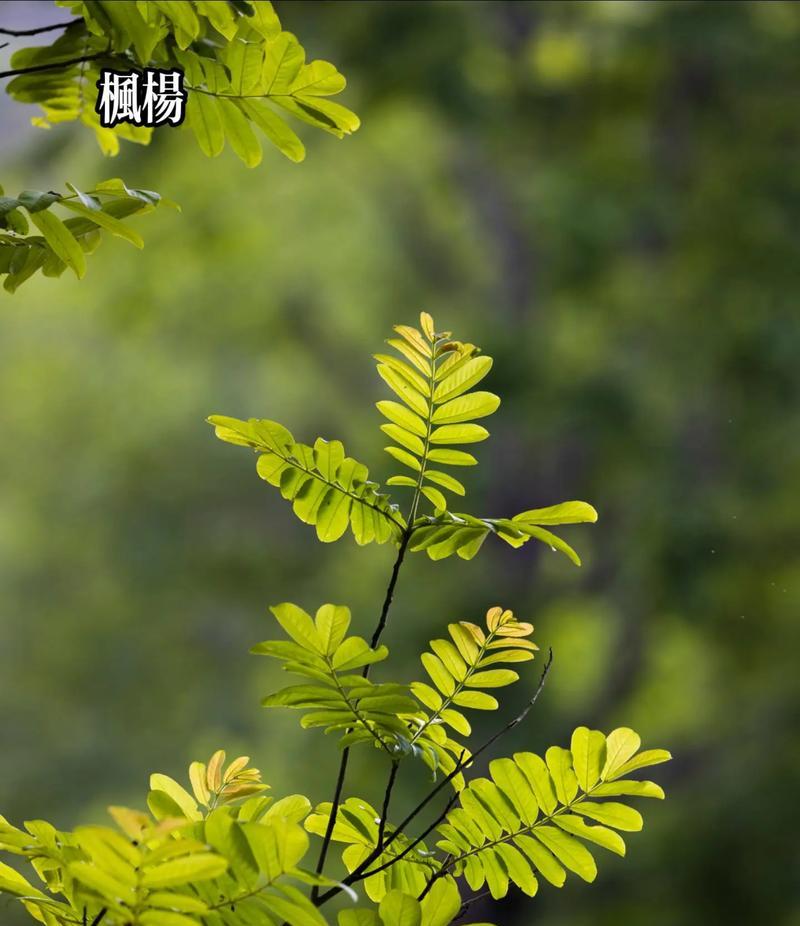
[0,179,176,292]
[210,312,598,564]
[5,0,358,165]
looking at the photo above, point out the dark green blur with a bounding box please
[1,1,798,924]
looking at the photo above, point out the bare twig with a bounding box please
[0,18,81,37]
[0,51,108,80]
[311,530,412,899]
[377,760,400,852]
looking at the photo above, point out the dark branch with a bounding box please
[392,647,553,852]
[377,760,400,852]
[0,18,81,37]
[369,529,411,649]
[315,650,554,908]
[362,788,459,879]
[454,888,493,921]
[311,530,412,898]
[0,51,108,80]
[310,745,351,902]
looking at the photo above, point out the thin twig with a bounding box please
[315,650,554,908]
[454,889,492,921]
[392,648,553,853]
[0,51,108,80]
[377,760,400,851]
[417,859,449,901]
[368,528,412,650]
[310,530,412,898]
[309,746,350,902]
[0,18,81,37]
[362,788,460,879]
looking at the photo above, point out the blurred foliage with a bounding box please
[0,1,798,925]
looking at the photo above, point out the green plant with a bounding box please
[0,314,670,926]
[0,0,358,291]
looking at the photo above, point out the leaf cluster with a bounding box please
[210,313,597,565]
[0,179,175,291]
[6,1,358,164]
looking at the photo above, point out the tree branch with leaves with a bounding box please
[0,0,359,292]
[0,313,670,926]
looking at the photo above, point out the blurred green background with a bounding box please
[1,1,799,924]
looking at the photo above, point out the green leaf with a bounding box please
[141,853,228,888]
[59,200,144,248]
[28,209,86,278]
[590,780,665,800]
[533,826,597,882]
[187,92,225,157]
[513,501,599,525]
[601,728,642,780]
[545,746,579,805]
[570,727,606,792]
[421,486,447,510]
[431,392,500,424]
[377,401,427,437]
[452,690,497,710]
[271,603,323,653]
[433,356,493,403]
[419,877,461,926]
[378,365,429,417]
[238,99,306,162]
[609,748,673,779]
[424,471,465,496]
[148,774,201,820]
[572,801,643,832]
[379,890,422,926]
[219,99,263,167]
[429,423,489,444]
[339,912,380,926]
[314,604,350,655]
[554,815,626,857]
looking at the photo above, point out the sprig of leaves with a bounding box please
[409,500,599,564]
[434,727,671,900]
[212,314,598,566]
[377,311,499,512]
[209,417,404,545]
[252,602,420,754]
[5,2,358,164]
[0,179,176,292]
[409,607,538,787]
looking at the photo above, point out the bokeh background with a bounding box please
[2,1,799,924]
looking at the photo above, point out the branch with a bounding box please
[314,650,554,907]
[310,745,351,901]
[0,51,108,80]
[361,788,460,879]
[377,760,400,852]
[454,888,492,921]
[310,529,413,898]
[395,647,553,852]
[0,18,81,37]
